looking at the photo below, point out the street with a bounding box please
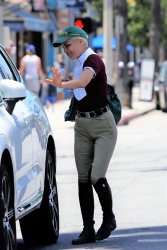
[17,109,167,250]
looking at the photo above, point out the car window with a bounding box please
[0,54,16,80]
[0,68,4,80]
[0,49,22,82]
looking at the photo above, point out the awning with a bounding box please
[92,35,134,51]
[4,20,24,32]
[14,10,49,32]
[92,35,116,49]
[4,8,52,32]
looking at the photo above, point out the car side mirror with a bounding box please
[0,79,26,114]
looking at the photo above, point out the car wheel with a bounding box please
[162,92,167,112]
[20,150,59,246]
[156,102,161,110]
[0,164,17,250]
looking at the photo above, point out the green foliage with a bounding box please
[91,0,167,51]
[127,0,151,47]
[92,0,151,47]
[128,0,167,49]
[91,0,103,25]
[161,0,167,46]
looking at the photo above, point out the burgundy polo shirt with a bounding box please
[76,54,108,112]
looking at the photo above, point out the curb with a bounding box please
[118,107,156,126]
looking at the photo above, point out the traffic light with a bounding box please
[74,17,95,34]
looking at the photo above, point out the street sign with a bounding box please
[56,0,76,8]
[46,0,84,9]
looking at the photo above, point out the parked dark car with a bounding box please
[154,60,167,112]
[0,44,59,249]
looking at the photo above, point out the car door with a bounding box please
[159,62,167,110]
[0,49,36,205]
[31,94,50,190]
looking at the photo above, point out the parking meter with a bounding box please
[127,61,135,77]
[118,61,125,78]
[127,61,135,108]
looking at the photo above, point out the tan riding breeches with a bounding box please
[74,110,117,184]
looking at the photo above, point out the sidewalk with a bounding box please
[44,86,156,130]
[118,86,156,125]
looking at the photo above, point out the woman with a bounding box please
[46,25,117,245]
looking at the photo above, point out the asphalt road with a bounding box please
[17,109,167,250]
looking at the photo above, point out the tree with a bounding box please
[114,0,128,64]
[149,0,161,72]
[91,0,103,27]
[160,0,167,60]
[128,0,161,68]
[90,0,164,105]
[127,0,150,48]
[114,0,131,107]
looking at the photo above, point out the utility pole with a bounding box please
[103,0,113,85]
[115,14,124,103]
[0,0,3,44]
[0,0,10,50]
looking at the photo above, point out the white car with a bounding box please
[0,44,59,249]
[154,60,167,112]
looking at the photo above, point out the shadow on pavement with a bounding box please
[17,225,167,249]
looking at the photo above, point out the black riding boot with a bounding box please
[72,182,95,245]
[93,178,116,241]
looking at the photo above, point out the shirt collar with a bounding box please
[77,47,96,66]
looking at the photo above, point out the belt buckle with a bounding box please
[86,112,90,118]
[91,111,97,118]
[102,107,106,113]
